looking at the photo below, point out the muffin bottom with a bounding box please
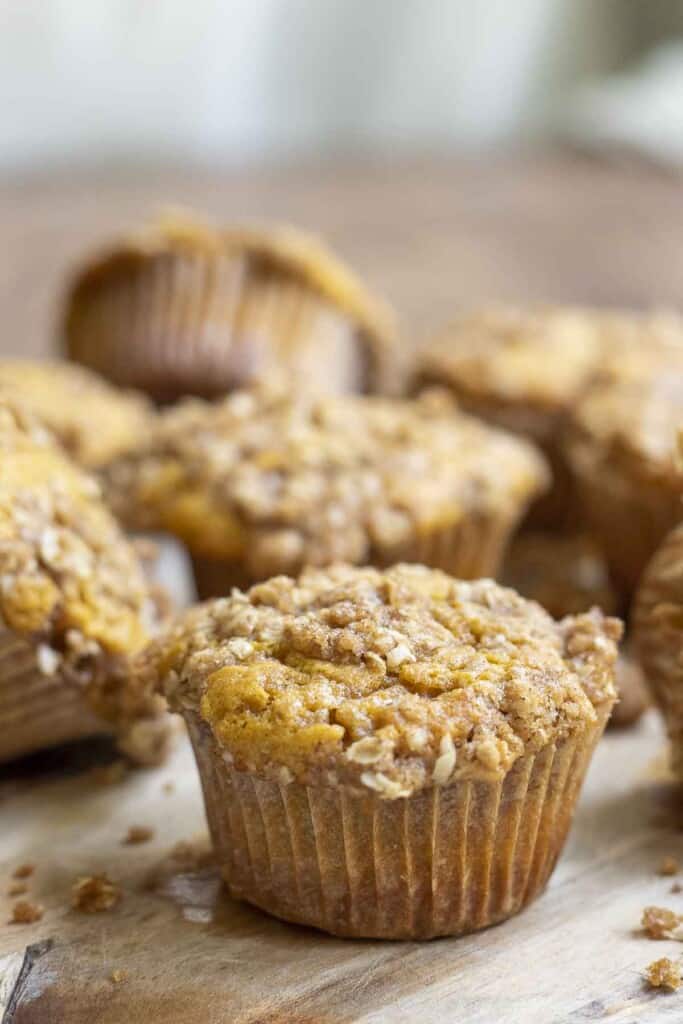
[191,510,524,600]
[0,631,104,763]
[187,711,607,940]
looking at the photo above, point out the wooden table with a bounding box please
[2,153,683,1022]
[2,151,683,361]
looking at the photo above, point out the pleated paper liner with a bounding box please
[187,710,608,940]
[190,507,525,600]
[0,630,104,763]
[63,220,400,403]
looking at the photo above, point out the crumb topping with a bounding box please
[9,900,43,924]
[0,402,164,730]
[13,863,35,879]
[642,906,683,940]
[71,874,121,913]
[646,957,682,991]
[122,825,154,845]
[147,564,620,794]
[103,386,548,572]
[0,360,152,469]
[659,857,680,877]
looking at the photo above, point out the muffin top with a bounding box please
[416,307,683,436]
[416,308,601,416]
[0,402,157,698]
[0,360,152,469]
[64,213,401,395]
[103,386,548,575]
[567,367,683,489]
[151,563,620,795]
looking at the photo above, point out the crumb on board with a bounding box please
[646,957,682,991]
[71,874,121,913]
[13,863,35,879]
[9,900,43,924]
[658,857,680,877]
[642,906,683,940]
[162,781,174,795]
[92,760,128,786]
[7,882,28,897]
[672,883,683,894]
[110,969,128,984]
[170,839,215,871]
[122,825,155,845]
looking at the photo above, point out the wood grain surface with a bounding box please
[2,153,683,1023]
[1,151,683,363]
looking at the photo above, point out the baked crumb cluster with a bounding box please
[0,402,158,724]
[0,360,151,468]
[103,386,548,576]
[152,564,620,796]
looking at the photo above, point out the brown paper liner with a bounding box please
[191,508,525,600]
[186,711,606,939]
[0,630,104,763]
[64,243,397,403]
[573,463,681,603]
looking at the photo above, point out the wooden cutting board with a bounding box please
[1,711,682,1024]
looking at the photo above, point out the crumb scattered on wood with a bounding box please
[122,825,154,845]
[659,856,680,877]
[92,760,128,786]
[9,900,43,924]
[109,969,128,984]
[642,906,683,940]
[71,874,121,913]
[162,781,174,795]
[13,863,35,879]
[672,883,683,894]
[7,882,28,897]
[646,957,682,991]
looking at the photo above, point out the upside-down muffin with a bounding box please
[62,214,401,403]
[102,385,548,598]
[138,563,620,938]
[0,402,171,764]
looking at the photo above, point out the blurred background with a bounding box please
[3,0,683,169]
[2,0,683,354]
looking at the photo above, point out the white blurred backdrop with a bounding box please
[1,1,682,171]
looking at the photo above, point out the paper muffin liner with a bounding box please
[64,236,397,403]
[573,462,681,603]
[0,629,104,763]
[190,508,524,600]
[186,711,607,939]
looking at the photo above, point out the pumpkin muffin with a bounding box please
[62,213,401,403]
[415,307,683,527]
[501,531,647,727]
[140,563,620,939]
[102,386,548,598]
[0,402,170,764]
[566,369,683,602]
[634,519,683,773]
[0,359,152,470]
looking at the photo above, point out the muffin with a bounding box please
[415,307,683,527]
[0,402,170,764]
[502,531,646,727]
[62,214,401,403]
[634,521,683,772]
[141,563,620,939]
[0,359,153,469]
[102,386,548,598]
[566,370,683,602]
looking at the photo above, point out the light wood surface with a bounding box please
[2,154,683,1023]
[0,711,681,1023]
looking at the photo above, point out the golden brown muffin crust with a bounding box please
[0,360,152,469]
[149,564,620,796]
[0,401,160,728]
[103,386,548,577]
